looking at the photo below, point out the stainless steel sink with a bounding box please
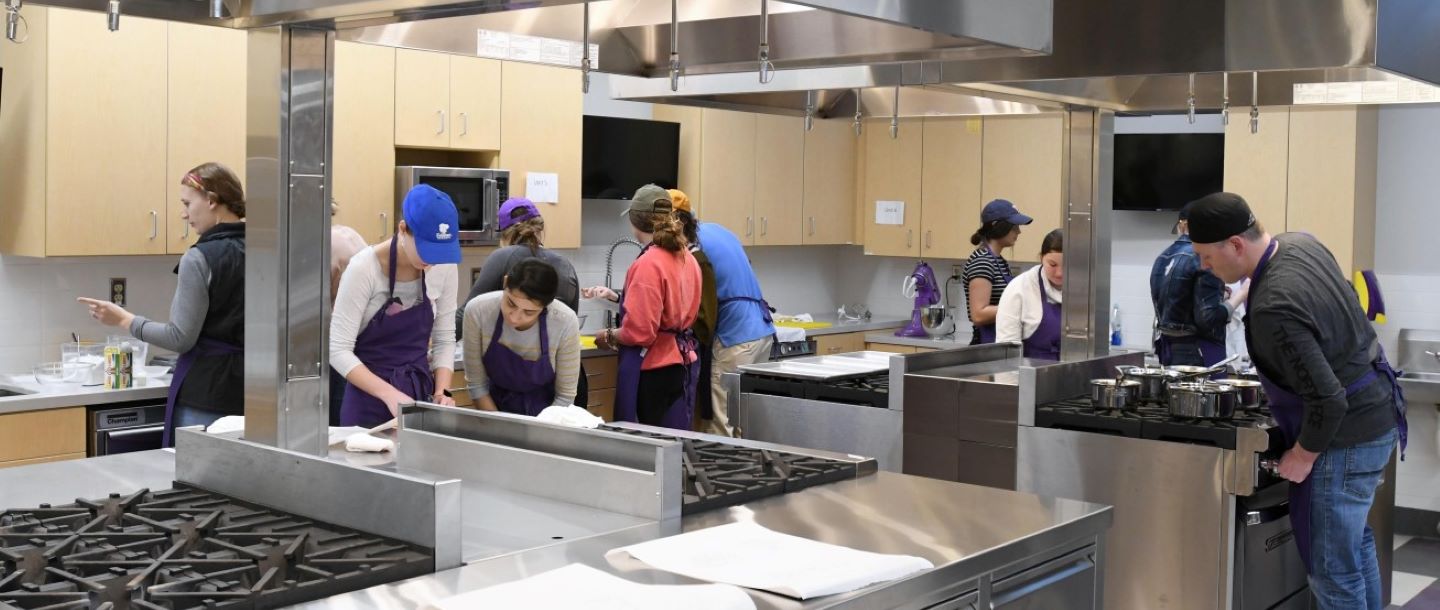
[0,385,35,398]
[1399,371,1440,406]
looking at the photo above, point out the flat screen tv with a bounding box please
[582,115,681,200]
[1113,133,1224,211]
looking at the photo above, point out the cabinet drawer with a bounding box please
[450,369,467,390]
[814,332,865,355]
[585,355,619,390]
[865,342,916,354]
[0,407,86,463]
[0,451,87,470]
[586,388,615,422]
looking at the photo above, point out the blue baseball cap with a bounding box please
[498,197,541,230]
[981,199,1033,226]
[401,185,462,265]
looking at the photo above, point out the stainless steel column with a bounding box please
[245,26,333,455]
[1059,108,1114,361]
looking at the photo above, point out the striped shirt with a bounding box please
[461,291,581,406]
[962,245,1011,343]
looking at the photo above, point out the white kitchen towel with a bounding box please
[535,405,604,428]
[774,326,807,343]
[424,563,755,610]
[344,433,394,453]
[204,416,245,435]
[773,313,814,323]
[604,520,933,599]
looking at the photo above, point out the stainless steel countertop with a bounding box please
[0,374,170,415]
[295,472,1112,610]
[862,331,974,349]
[906,357,1060,386]
[792,314,908,337]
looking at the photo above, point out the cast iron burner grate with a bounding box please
[1035,398,1274,450]
[740,373,889,409]
[604,429,858,515]
[0,486,433,610]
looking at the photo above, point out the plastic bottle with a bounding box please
[1110,304,1123,346]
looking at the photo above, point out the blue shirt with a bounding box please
[1149,235,1231,344]
[697,223,775,347]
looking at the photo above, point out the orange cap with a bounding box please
[667,189,691,214]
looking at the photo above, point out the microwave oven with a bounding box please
[395,166,509,246]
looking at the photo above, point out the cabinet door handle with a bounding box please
[379,212,388,239]
[926,230,932,249]
[907,229,913,248]
[149,211,158,240]
[460,112,469,136]
[436,110,446,135]
[761,217,768,236]
[809,217,815,236]
[746,217,754,237]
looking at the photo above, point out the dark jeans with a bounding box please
[1155,335,1227,368]
[1307,428,1397,610]
[636,364,686,427]
[328,371,347,426]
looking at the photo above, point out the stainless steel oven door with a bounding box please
[96,424,165,456]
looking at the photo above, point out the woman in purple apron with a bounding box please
[994,229,1063,360]
[964,199,1033,345]
[79,163,248,447]
[332,185,463,428]
[460,259,582,416]
[588,185,702,430]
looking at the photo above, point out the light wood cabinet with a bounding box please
[754,114,805,246]
[981,114,1065,263]
[862,118,924,257]
[0,407,86,468]
[394,49,451,149]
[1223,106,1290,233]
[865,342,917,354]
[47,8,169,256]
[334,41,397,242]
[167,22,247,254]
[0,6,51,256]
[448,56,503,151]
[921,117,984,260]
[699,109,758,241]
[802,118,858,245]
[1285,106,1378,275]
[814,332,867,355]
[500,61,583,248]
[585,354,618,422]
[652,105,705,215]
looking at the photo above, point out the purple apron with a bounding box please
[1021,270,1063,360]
[340,244,436,428]
[162,337,242,447]
[481,311,556,416]
[1250,238,1409,572]
[612,246,701,430]
[974,244,1013,344]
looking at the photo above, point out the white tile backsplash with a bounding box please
[0,254,180,372]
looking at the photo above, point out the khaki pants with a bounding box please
[703,335,774,437]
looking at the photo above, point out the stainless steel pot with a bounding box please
[1120,365,1181,404]
[1226,379,1264,410]
[1167,381,1240,420]
[1165,364,1213,377]
[1089,379,1141,410]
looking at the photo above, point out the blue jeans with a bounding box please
[1306,427,1397,610]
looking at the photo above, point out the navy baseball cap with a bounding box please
[981,199,1033,226]
[498,197,541,231]
[401,185,462,265]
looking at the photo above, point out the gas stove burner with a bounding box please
[604,429,857,514]
[740,372,890,409]
[0,486,433,610]
[1034,398,1273,450]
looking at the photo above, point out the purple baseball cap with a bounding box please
[498,197,541,231]
[981,199,1033,226]
[401,184,462,265]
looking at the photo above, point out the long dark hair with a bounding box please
[970,220,1016,246]
[675,210,700,248]
[505,258,560,306]
[1040,229,1064,257]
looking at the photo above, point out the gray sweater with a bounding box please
[129,249,209,353]
[1245,233,1397,452]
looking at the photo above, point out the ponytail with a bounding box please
[970,219,1017,246]
[629,209,688,253]
[500,216,545,256]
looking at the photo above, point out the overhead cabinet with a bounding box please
[334,41,398,242]
[980,114,1065,264]
[0,8,245,257]
[499,61,582,248]
[394,48,502,151]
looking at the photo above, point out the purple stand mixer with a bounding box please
[896,261,940,337]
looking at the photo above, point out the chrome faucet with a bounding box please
[603,236,643,328]
[1427,350,1440,364]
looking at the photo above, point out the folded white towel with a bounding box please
[774,326,807,343]
[536,405,604,429]
[344,433,395,453]
[205,416,245,435]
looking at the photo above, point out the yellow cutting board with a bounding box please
[774,321,833,330]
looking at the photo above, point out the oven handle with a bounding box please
[106,424,165,439]
[482,177,498,234]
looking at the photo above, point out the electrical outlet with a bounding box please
[110,278,127,307]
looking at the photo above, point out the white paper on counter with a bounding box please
[874,200,905,225]
[423,563,756,610]
[526,172,560,204]
[604,520,934,599]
